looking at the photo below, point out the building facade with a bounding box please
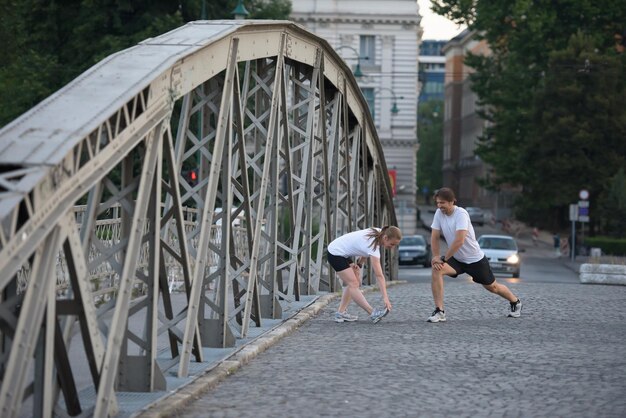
[418,40,446,102]
[442,30,515,219]
[291,0,421,232]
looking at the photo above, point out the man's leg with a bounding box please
[431,269,445,310]
[482,281,517,302]
[430,264,458,310]
[470,258,518,303]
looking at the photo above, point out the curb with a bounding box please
[133,280,406,417]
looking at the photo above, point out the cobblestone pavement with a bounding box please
[171,276,626,418]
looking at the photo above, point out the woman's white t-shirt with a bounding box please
[327,228,381,259]
[431,206,483,263]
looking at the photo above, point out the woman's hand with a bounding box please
[384,297,392,311]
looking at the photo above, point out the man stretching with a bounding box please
[427,188,522,322]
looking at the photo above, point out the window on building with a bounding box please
[360,35,375,67]
[361,87,375,117]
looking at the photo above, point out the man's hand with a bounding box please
[431,256,445,271]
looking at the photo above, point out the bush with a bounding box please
[584,237,626,256]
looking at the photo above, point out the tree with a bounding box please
[518,33,626,232]
[430,0,626,233]
[600,168,626,237]
[0,0,291,128]
[416,100,444,203]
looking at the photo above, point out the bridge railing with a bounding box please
[18,205,253,300]
[0,20,397,417]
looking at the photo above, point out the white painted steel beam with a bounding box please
[0,20,397,417]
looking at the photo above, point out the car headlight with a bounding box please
[507,254,520,264]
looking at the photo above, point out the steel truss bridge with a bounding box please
[0,21,397,417]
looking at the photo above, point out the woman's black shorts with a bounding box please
[446,256,495,285]
[327,251,352,272]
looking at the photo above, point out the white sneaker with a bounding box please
[334,311,358,323]
[427,308,446,323]
[369,307,389,323]
[508,299,522,318]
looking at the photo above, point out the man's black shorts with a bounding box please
[327,251,352,272]
[446,256,495,285]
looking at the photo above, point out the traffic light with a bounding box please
[183,169,198,186]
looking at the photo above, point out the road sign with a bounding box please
[578,200,589,223]
[569,204,578,222]
[579,189,589,200]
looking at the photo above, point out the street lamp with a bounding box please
[231,0,249,20]
[376,87,404,115]
[201,0,207,19]
[336,45,366,78]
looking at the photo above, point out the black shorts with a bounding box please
[327,251,353,272]
[446,256,495,285]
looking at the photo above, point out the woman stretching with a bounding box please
[327,226,402,323]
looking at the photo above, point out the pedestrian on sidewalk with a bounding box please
[553,233,561,257]
[532,227,539,245]
[327,226,402,323]
[426,188,522,323]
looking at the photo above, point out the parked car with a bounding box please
[465,206,485,226]
[477,234,524,277]
[398,234,431,267]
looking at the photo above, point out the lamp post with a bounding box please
[201,0,207,19]
[336,45,366,78]
[232,0,249,20]
[376,87,404,115]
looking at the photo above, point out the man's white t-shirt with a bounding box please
[431,206,483,263]
[327,228,381,259]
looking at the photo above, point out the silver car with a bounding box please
[465,206,485,226]
[477,234,523,277]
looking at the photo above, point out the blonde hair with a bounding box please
[365,226,402,250]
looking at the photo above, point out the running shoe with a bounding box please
[334,311,358,323]
[427,308,446,323]
[369,307,389,323]
[508,299,522,318]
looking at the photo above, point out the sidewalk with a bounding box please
[163,266,626,417]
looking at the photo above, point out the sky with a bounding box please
[418,0,466,40]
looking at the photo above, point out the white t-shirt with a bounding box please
[327,228,381,259]
[431,206,483,263]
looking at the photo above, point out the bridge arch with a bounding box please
[0,20,397,417]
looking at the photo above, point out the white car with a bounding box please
[477,234,523,277]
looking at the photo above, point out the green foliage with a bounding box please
[247,0,291,20]
[433,0,626,234]
[517,33,626,231]
[597,168,626,237]
[0,0,291,128]
[584,236,626,256]
[416,100,444,200]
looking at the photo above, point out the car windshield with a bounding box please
[479,237,517,250]
[400,236,425,246]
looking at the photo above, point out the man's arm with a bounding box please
[442,229,468,261]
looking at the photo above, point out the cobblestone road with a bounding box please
[171,274,626,418]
